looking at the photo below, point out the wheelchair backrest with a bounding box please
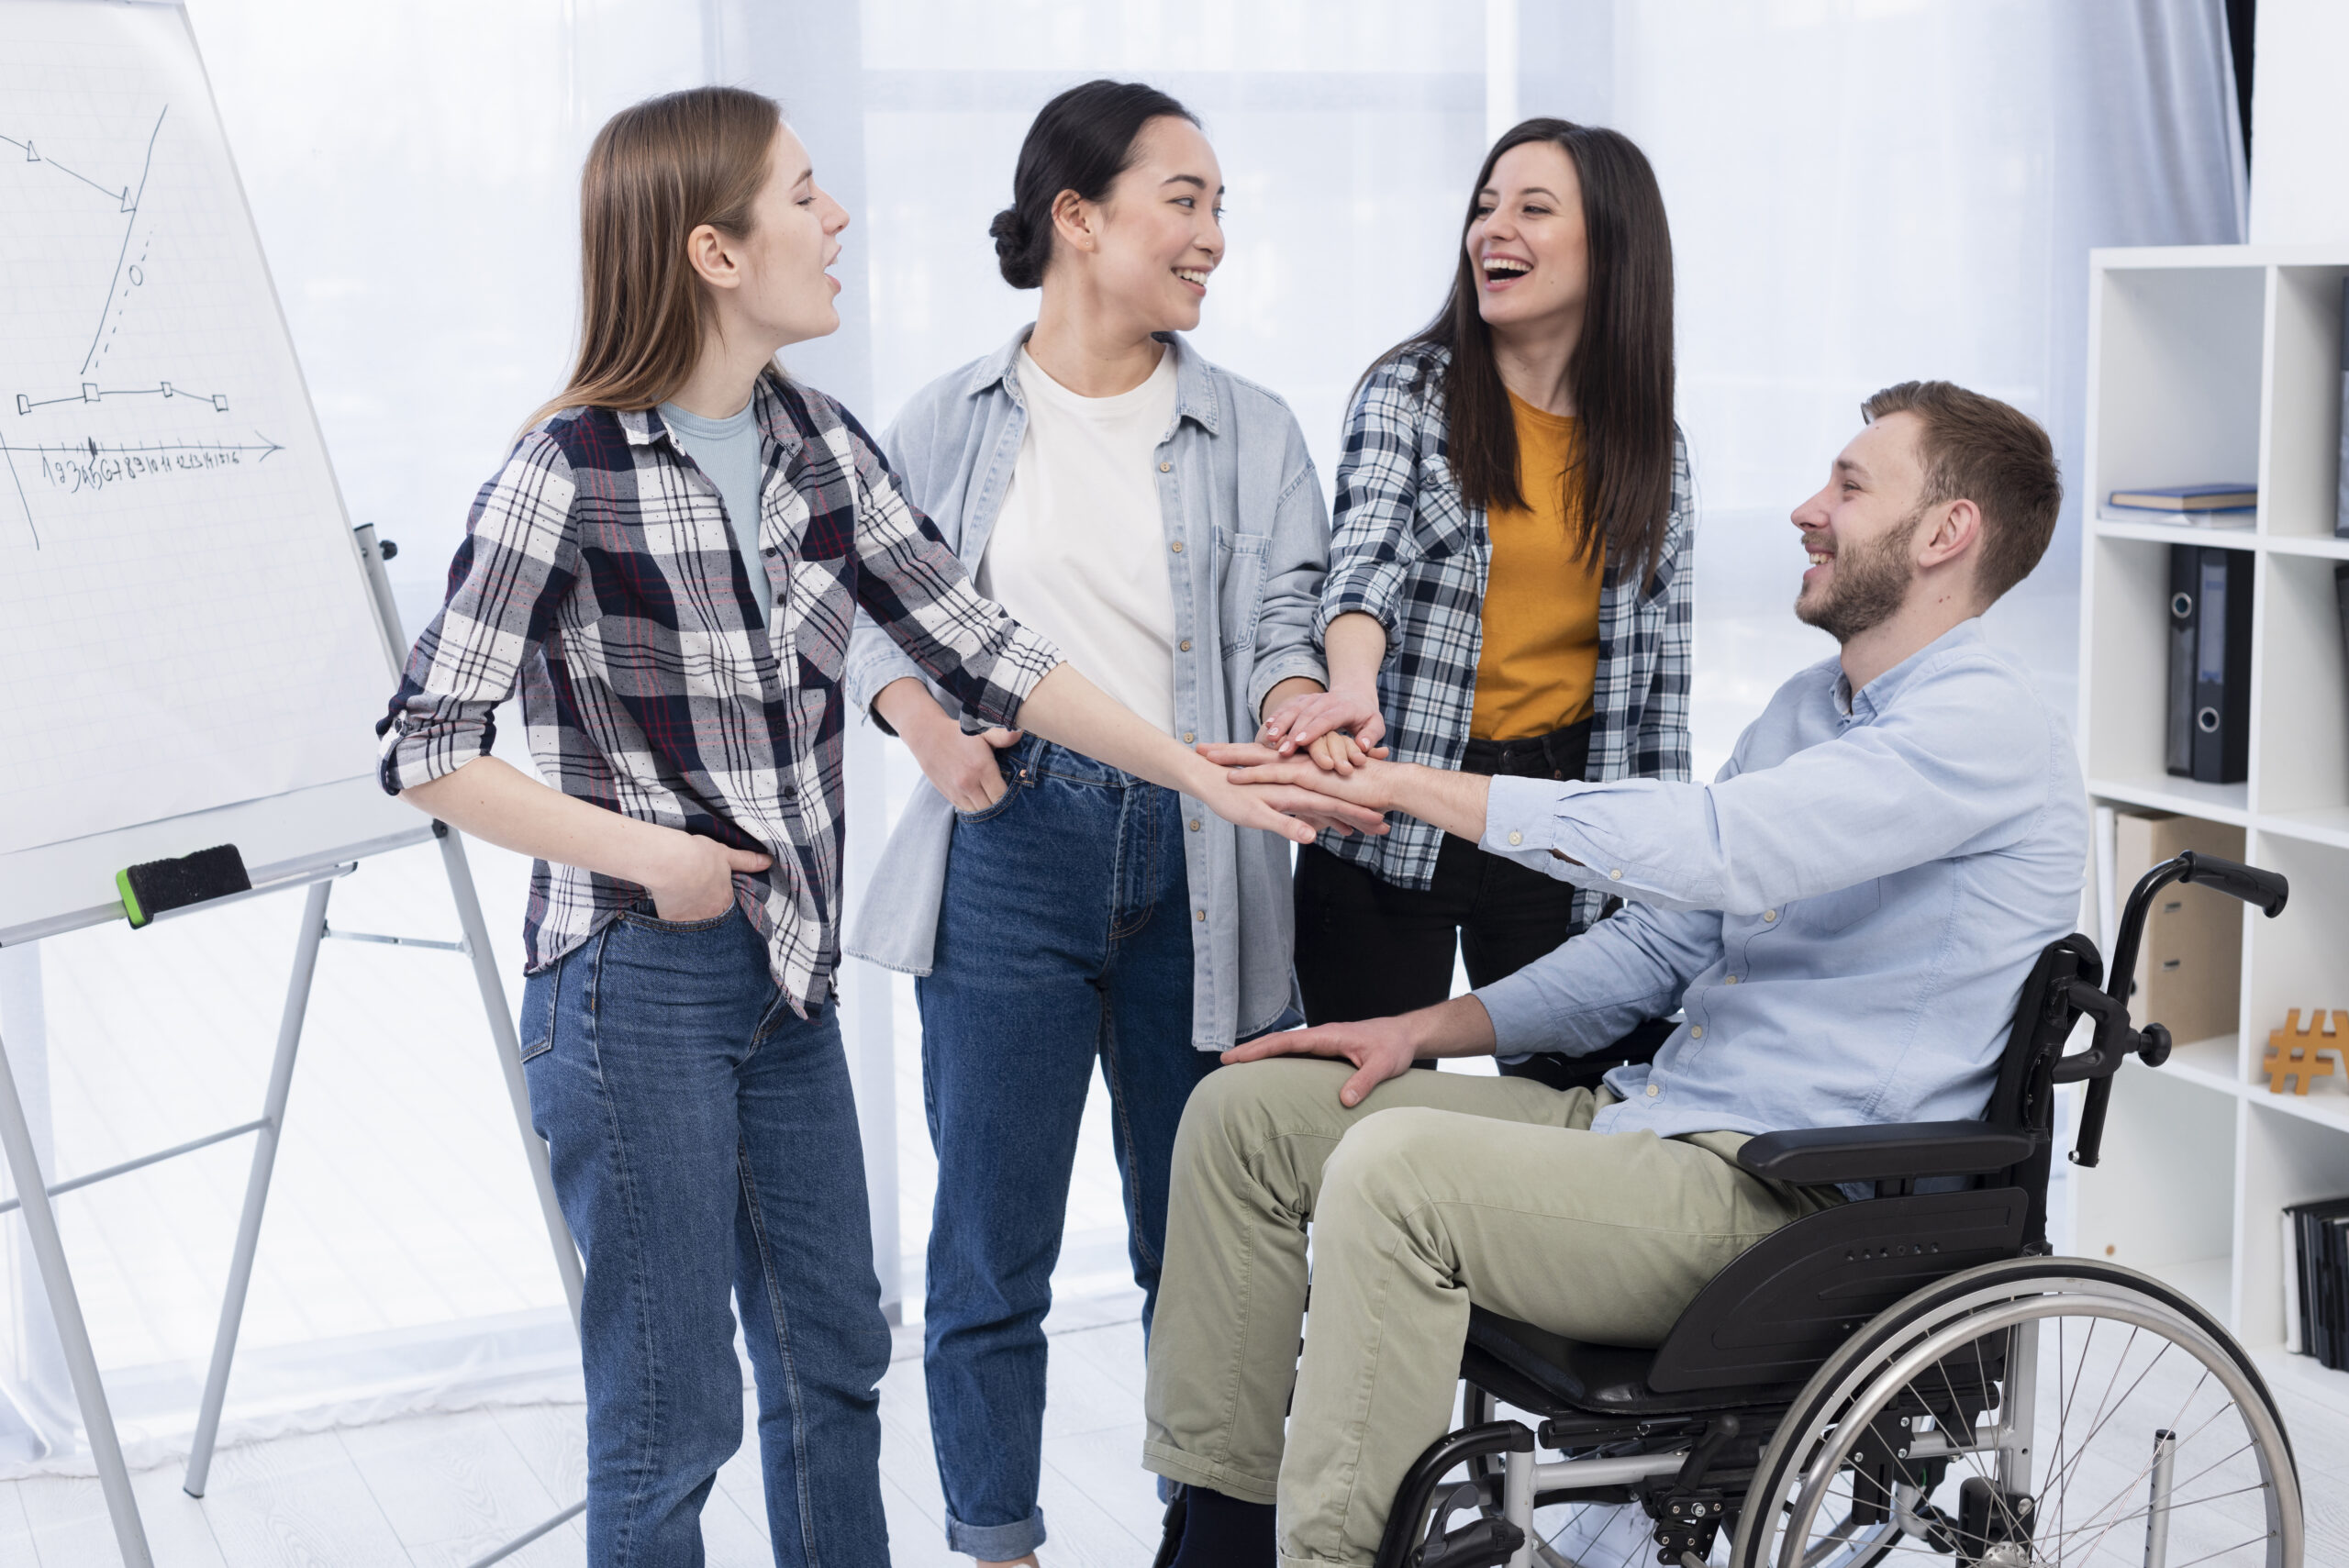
[1981,931,2104,1251]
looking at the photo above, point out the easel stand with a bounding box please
[0,526,585,1567]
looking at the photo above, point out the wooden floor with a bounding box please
[0,1314,1161,1567]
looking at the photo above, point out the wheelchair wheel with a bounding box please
[1453,1387,1898,1568]
[1731,1258,2300,1568]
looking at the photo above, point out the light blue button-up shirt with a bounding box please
[1473,619,2087,1141]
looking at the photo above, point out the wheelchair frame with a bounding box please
[1375,851,2299,1568]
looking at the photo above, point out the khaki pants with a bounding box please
[1141,1059,1842,1568]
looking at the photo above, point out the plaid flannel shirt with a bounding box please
[378,370,1062,1011]
[1317,343,1696,926]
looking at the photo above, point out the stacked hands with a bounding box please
[1213,677,1395,825]
[902,678,1399,844]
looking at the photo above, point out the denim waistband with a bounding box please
[1002,733,1152,790]
[1458,717,1594,782]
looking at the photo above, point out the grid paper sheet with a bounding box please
[0,0,391,857]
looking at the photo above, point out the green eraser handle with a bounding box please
[117,868,148,929]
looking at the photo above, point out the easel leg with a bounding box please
[434,826,584,1329]
[184,876,331,1498]
[436,826,590,1567]
[0,1031,153,1568]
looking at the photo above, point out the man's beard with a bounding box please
[1795,507,1924,643]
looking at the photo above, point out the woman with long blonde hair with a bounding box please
[377,85,1364,1566]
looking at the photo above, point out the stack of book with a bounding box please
[2284,1197,2349,1366]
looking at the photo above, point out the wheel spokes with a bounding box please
[1764,1294,2288,1568]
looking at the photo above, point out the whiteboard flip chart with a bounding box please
[0,0,393,858]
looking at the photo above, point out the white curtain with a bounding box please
[1600,0,2244,775]
[0,0,2243,1477]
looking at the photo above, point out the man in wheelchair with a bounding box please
[1141,382,2120,1568]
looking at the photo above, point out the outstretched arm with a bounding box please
[1197,745,1497,845]
[1210,658,2049,914]
[1020,663,1387,843]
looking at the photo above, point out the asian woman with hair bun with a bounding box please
[842,77,1344,1568]
[1264,117,1698,1040]
[378,85,1360,1568]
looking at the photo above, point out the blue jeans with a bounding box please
[916,738,1218,1560]
[521,906,892,1568]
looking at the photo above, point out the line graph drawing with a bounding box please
[83,108,164,373]
[0,127,143,209]
[2,97,274,550]
[17,382,228,415]
[4,106,187,404]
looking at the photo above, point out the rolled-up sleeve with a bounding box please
[375,432,579,794]
[845,424,1061,734]
[1317,363,1423,650]
[843,409,945,730]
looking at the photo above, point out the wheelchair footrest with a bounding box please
[1419,1516,1524,1568]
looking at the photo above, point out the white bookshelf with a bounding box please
[2073,243,2349,1417]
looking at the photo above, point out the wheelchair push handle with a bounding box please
[2065,851,2288,1169]
[2105,851,2287,1023]
[2176,850,2289,917]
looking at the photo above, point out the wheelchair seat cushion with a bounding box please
[1462,1308,1793,1418]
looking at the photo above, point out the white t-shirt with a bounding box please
[976,345,1180,734]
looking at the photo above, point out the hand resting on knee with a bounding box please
[1220,992,1499,1106]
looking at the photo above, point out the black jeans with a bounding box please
[1293,718,1592,1028]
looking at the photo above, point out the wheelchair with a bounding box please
[1378,851,2302,1568]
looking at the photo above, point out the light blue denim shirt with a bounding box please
[843,328,1329,1049]
[1473,618,2087,1140]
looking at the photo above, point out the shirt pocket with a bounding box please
[1795,877,1882,935]
[1217,530,1273,659]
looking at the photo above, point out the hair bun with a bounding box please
[988,206,1042,288]
[988,206,1028,253]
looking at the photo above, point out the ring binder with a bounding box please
[2166,544,2253,785]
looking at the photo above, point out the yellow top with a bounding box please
[1469,392,1606,741]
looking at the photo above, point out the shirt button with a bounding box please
[1762,909,1777,922]
[1179,639,1193,652]
[1171,541,1185,553]
[1159,461,1173,473]
[1195,909,1206,921]
[1508,830,1523,846]
[1609,868,1624,881]
[1182,731,1196,743]
[1725,974,1739,984]
[1645,1083,1661,1097]
[1188,818,1202,831]
[1690,1025,1704,1040]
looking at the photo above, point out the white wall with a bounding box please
[2248,0,2349,244]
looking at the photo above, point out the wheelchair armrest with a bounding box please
[1736,1121,2037,1185]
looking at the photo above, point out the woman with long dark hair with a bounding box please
[378,85,1352,1566]
[843,79,1339,1568]
[1266,117,1695,1030]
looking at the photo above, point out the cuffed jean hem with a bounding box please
[1142,1440,1279,1507]
[945,1507,1047,1559]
